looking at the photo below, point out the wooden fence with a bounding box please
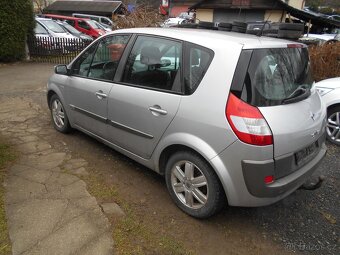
[27,36,92,64]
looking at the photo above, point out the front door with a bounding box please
[65,35,130,138]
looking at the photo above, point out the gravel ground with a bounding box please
[246,142,339,254]
[1,62,339,255]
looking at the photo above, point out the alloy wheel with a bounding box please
[327,111,340,144]
[170,160,209,209]
[51,99,65,129]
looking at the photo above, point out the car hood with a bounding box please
[315,77,340,89]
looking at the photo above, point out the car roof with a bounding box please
[110,27,300,50]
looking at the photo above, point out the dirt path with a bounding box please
[1,62,338,255]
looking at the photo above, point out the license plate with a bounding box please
[295,142,318,166]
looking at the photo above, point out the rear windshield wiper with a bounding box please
[282,85,311,104]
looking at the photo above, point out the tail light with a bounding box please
[226,93,273,146]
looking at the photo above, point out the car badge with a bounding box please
[310,112,316,121]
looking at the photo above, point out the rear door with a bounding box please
[107,35,182,159]
[235,46,325,158]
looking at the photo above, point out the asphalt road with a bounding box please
[0,62,338,255]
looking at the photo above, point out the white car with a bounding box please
[315,77,340,145]
[161,18,187,27]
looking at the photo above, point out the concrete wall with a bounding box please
[264,10,285,22]
[196,9,214,22]
[288,0,305,10]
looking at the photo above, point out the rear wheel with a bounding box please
[326,106,340,145]
[165,151,226,218]
[50,94,71,133]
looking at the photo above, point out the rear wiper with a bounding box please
[282,85,311,104]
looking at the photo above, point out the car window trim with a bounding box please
[182,42,215,95]
[70,33,132,80]
[114,33,184,94]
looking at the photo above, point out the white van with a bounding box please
[72,13,113,29]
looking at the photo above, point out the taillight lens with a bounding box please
[226,93,273,146]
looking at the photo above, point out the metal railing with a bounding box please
[27,36,92,64]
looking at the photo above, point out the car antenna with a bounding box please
[257,1,277,37]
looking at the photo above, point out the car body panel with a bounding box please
[259,90,326,158]
[47,28,326,207]
[65,76,112,138]
[107,84,181,159]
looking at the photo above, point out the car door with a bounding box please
[65,34,130,138]
[107,35,182,159]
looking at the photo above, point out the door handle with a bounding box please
[95,90,107,99]
[149,106,167,115]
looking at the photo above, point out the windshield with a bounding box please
[240,47,313,106]
[61,22,81,35]
[86,20,99,29]
[35,23,48,34]
[40,20,65,33]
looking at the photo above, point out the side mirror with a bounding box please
[55,64,69,75]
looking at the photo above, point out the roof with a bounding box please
[188,0,340,28]
[278,1,340,28]
[110,27,300,49]
[44,0,123,15]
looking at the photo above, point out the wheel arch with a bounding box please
[156,141,230,204]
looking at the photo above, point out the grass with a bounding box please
[0,140,17,255]
[74,169,193,255]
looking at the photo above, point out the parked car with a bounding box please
[35,17,77,40]
[315,77,340,145]
[34,18,78,53]
[300,33,339,45]
[161,17,188,27]
[72,13,113,30]
[93,20,112,32]
[42,14,106,39]
[56,21,93,42]
[47,28,326,218]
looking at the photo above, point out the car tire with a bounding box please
[165,151,226,218]
[198,21,215,29]
[326,106,340,146]
[49,94,72,133]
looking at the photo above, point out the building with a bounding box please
[169,0,305,23]
[43,0,126,18]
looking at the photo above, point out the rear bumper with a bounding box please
[210,137,327,207]
[242,144,326,198]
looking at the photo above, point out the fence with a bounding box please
[27,36,92,64]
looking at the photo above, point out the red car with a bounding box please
[42,14,106,39]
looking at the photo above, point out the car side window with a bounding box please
[87,35,130,81]
[35,23,48,34]
[66,20,75,27]
[122,36,182,92]
[184,43,213,95]
[79,21,90,30]
[72,43,98,77]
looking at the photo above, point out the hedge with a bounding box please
[0,0,35,62]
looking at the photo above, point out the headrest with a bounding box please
[140,46,161,66]
[191,49,200,66]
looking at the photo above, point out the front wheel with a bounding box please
[165,151,226,218]
[326,106,340,146]
[50,94,72,133]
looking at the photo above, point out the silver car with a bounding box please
[315,77,340,145]
[47,28,327,218]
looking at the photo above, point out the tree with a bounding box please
[33,0,48,14]
[0,0,35,62]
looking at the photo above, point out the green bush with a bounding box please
[0,0,34,62]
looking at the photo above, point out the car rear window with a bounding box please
[239,47,313,106]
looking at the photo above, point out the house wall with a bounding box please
[264,10,285,22]
[196,9,214,22]
[213,9,265,23]
[288,0,304,10]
